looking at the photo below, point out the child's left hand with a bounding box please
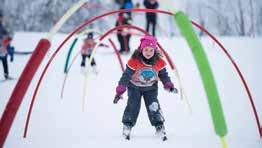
[169,87,178,94]
[164,82,178,94]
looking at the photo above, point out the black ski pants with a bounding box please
[122,84,165,127]
[146,17,157,36]
[81,54,96,67]
[117,33,131,52]
[1,55,9,78]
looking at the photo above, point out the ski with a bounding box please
[121,124,168,141]
[14,51,33,55]
[161,135,168,141]
[123,134,167,141]
[123,134,130,140]
[157,131,168,141]
[155,125,168,141]
[0,77,16,82]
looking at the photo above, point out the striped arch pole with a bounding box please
[109,39,125,72]
[0,0,89,147]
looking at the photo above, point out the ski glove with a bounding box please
[164,81,178,94]
[113,85,126,104]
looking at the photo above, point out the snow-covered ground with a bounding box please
[0,32,262,148]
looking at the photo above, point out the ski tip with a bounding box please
[123,135,130,141]
[123,134,130,141]
[162,136,168,141]
[0,77,17,82]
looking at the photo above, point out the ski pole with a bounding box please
[82,39,102,111]
[172,69,192,114]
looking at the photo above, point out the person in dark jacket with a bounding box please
[115,12,132,54]
[115,0,133,54]
[0,12,12,79]
[122,0,133,17]
[113,35,178,140]
[143,0,159,36]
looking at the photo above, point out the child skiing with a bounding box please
[80,32,98,74]
[113,35,177,141]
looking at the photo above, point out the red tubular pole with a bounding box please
[157,43,175,70]
[191,21,262,138]
[100,25,149,40]
[108,38,125,72]
[100,25,177,72]
[0,39,51,147]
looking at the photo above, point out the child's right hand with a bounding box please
[113,85,126,104]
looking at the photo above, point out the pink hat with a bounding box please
[139,35,158,51]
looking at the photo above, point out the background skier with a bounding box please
[143,0,159,36]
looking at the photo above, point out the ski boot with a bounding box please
[122,124,132,140]
[155,124,167,141]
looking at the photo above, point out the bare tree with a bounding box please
[197,5,205,36]
[259,8,262,34]
[236,0,246,36]
[204,2,231,35]
[248,0,255,36]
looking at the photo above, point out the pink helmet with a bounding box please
[138,35,158,51]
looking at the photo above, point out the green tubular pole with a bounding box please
[64,38,78,73]
[174,11,227,137]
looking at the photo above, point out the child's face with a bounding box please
[142,47,155,59]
